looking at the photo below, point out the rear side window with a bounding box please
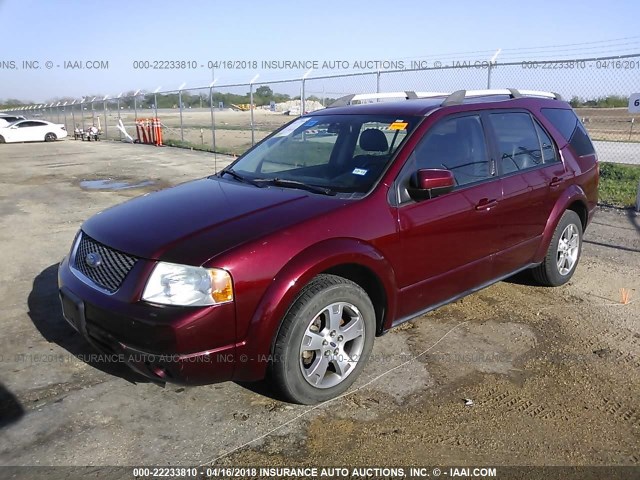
[489,112,545,174]
[541,108,595,157]
[534,122,558,164]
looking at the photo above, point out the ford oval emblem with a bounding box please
[85,252,102,268]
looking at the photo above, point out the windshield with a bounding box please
[227,114,420,195]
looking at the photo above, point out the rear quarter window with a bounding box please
[541,108,596,157]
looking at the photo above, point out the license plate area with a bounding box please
[59,287,86,333]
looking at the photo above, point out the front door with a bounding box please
[393,113,503,320]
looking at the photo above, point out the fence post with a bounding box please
[487,63,493,89]
[103,100,108,139]
[117,98,121,141]
[179,89,184,141]
[376,70,381,93]
[209,86,217,164]
[250,83,255,145]
[80,102,85,131]
[71,103,76,133]
[154,93,158,123]
[134,95,138,123]
[301,78,306,117]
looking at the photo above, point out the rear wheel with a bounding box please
[0,135,5,144]
[532,210,582,286]
[271,274,375,404]
[44,132,57,142]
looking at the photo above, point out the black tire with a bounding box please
[271,274,375,404]
[44,133,57,142]
[532,210,583,287]
[0,135,5,144]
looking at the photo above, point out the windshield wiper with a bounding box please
[218,168,263,187]
[254,178,335,196]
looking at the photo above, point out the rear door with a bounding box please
[485,110,567,276]
[28,121,49,141]
[393,113,503,320]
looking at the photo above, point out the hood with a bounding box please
[82,177,344,264]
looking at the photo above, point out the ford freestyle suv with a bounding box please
[58,89,598,404]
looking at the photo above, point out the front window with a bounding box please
[226,114,420,196]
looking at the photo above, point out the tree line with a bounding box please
[5,91,631,111]
[1,86,334,110]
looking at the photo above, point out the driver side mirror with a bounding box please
[408,168,455,201]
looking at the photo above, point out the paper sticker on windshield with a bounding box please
[304,119,318,127]
[275,118,310,137]
[389,121,408,130]
[352,168,368,176]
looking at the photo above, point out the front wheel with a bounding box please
[271,274,375,404]
[0,135,5,144]
[532,210,583,286]
[44,133,57,142]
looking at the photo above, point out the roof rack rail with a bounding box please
[328,88,562,108]
[329,91,449,107]
[441,89,563,106]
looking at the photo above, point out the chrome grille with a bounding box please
[73,233,138,292]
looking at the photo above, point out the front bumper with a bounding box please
[57,255,237,385]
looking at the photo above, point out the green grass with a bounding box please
[599,162,640,209]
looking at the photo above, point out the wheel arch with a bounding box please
[233,238,397,382]
[322,263,388,335]
[533,185,588,263]
[566,199,588,232]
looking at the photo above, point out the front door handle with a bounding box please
[475,198,498,211]
[549,176,566,187]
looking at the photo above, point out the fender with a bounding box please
[233,237,398,381]
[533,184,588,263]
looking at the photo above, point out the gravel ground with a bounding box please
[0,141,638,472]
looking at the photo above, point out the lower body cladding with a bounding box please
[57,256,246,385]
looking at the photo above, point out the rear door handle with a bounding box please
[549,176,566,187]
[475,198,498,211]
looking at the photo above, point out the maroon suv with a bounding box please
[58,89,598,404]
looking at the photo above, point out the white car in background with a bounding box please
[0,114,26,127]
[0,119,67,143]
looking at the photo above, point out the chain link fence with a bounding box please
[4,53,640,164]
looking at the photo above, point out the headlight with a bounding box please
[142,262,233,306]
